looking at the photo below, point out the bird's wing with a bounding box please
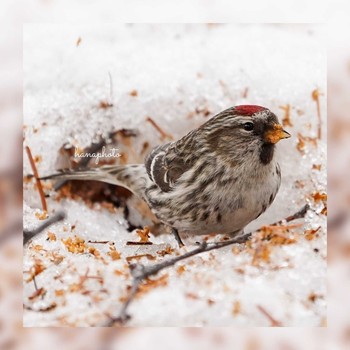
[145,142,192,192]
[40,164,149,198]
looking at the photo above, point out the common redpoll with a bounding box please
[41,105,290,245]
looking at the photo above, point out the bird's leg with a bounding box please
[171,227,185,247]
[228,229,250,243]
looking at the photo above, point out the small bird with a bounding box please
[41,105,290,246]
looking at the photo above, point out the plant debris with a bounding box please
[62,236,87,254]
[47,231,56,241]
[296,133,318,154]
[108,246,122,260]
[25,259,46,282]
[279,104,293,127]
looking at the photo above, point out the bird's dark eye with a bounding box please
[243,122,254,131]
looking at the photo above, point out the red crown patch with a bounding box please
[234,105,267,116]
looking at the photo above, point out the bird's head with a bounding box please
[203,105,291,165]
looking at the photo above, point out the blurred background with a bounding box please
[0,0,347,348]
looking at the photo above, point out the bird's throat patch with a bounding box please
[260,143,275,165]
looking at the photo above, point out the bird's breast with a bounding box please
[144,158,281,236]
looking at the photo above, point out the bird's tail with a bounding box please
[40,164,149,198]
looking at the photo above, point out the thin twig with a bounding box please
[33,275,38,291]
[25,146,47,212]
[266,204,310,227]
[88,240,112,244]
[312,88,322,139]
[256,304,282,326]
[126,241,153,246]
[23,302,57,312]
[104,204,310,326]
[23,211,66,245]
[146,116,173,140]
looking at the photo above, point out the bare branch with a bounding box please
[23,211,66,245]
[146,116,173,141]
[103,204,310,326]
[268,203,310,226]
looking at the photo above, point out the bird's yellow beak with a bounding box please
[264,124,291,144]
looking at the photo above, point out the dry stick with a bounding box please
[268,204,310,226]
[126,241,153,246]
[146,116,173,140]
[24,301,57,312]
[88,240,111,244]
[23,211,66,245]
[312,89,322,139]
[33,275,38,291]
[25,146,47,212]
[105,204,310,326]
[256,304,282,327]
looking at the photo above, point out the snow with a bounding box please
[23,24,326,326]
